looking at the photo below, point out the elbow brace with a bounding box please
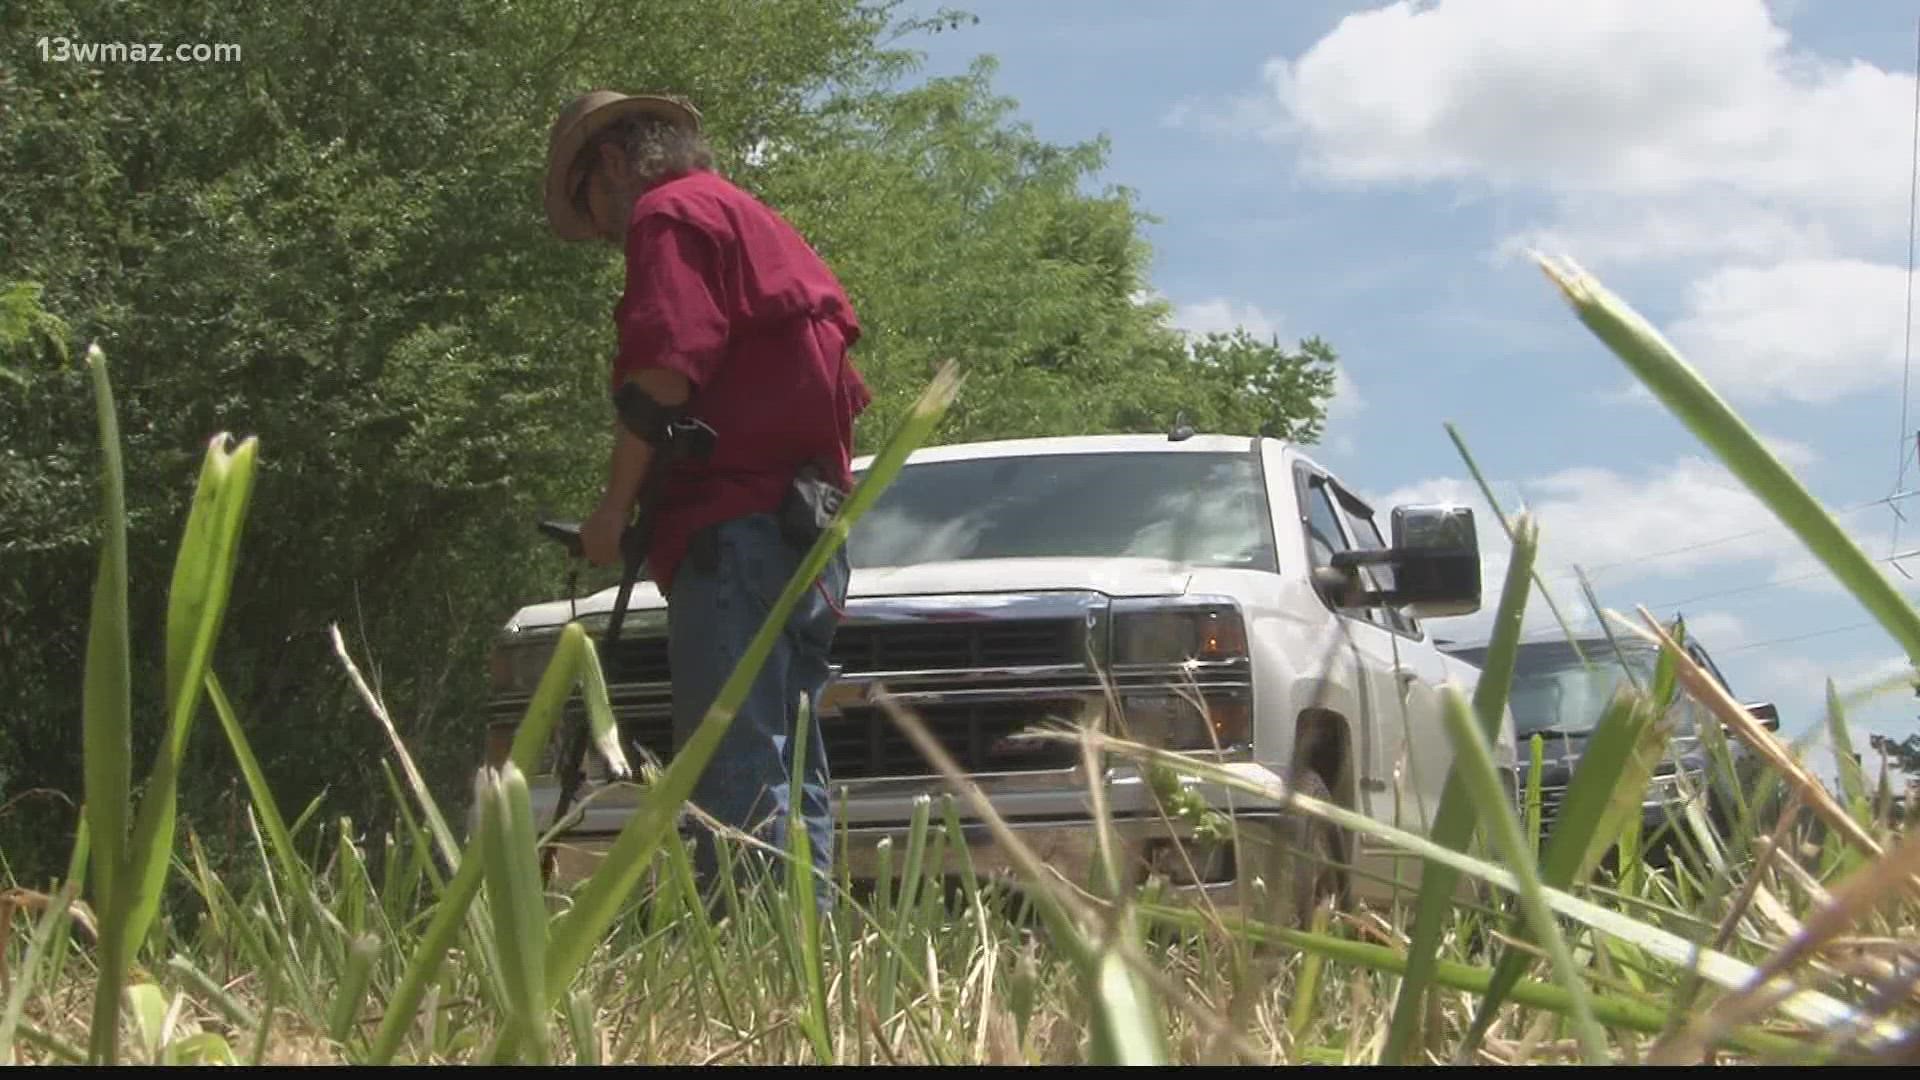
[612,381,717,462]
[613,381,687,448]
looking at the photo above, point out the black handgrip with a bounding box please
[537,519,583,558]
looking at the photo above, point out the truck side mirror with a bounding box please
[1330,505,1482,618]
[1744,701,1780,732]
[1388,505,1482,618]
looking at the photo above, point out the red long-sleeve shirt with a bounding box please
[610,169,871,593]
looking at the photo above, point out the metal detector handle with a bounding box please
[537,519,584,558]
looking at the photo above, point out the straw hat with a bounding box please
[544,90,701,240]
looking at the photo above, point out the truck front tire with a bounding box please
[1245,768,1346,929]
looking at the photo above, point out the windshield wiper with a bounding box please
[1523,725,1593,738]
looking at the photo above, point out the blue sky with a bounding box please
[892,0,1920,774]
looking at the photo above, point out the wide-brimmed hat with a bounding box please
[544,90,701,240]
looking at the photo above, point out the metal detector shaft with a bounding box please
[538,414,716,880]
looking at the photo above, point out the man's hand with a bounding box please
[582,502,627,567]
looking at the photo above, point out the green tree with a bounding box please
[1,0,1337,883]
[750,59,1336,446]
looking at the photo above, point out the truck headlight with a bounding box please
[1119,692,1251,751]
[488,633,559,693]
[1111,600,1247,665]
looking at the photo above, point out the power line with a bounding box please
[1630,547,1920,615]
[1717,621,1884,657]
[1530,487,1920,585]
[1496,546,1920,635]
[1894,14,1920,567]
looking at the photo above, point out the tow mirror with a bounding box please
[1329,505,1482,618]
[1744,701,1780,732]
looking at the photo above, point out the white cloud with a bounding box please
[1496,202,1839,269]
[1172,297,1281,340]
[1758,434,1819,471]
[1237,0,1914,267]
[1327,366,1366,423]
[1667,259,1918,404]
[1678,609,1750,650]
[1512,459,1792,578]
[1600,381,1659,408]
[1364,451,1894,644]
[1262,1,1909,227]
[1185,1,1920,408]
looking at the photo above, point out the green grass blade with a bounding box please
[1286,902,1331,1052]
[162,436,237,717]
[325,934,381,1047]
[247,963,282,1067]
[163,955,257,1031]
[44,817,90,1013]
[125,982,169,1064]
[1088,946,1168,1065]
[1445,423,1587,659]
[478,764,549,1063]
[787,691,832,1063]
[206,672,308,898]
[1537,254,1920,662]
[1139,904,1824,1062]
[540,363,960,1005]
[118,435,258,969]
[566,989,600,1066]
[1825,681,1872,830]
[1094,735,1885,1038]
[883,795,933,1026]
[574,635,630,781]
[1460,685,1657,1057]
[1381,512,1538,1063]
[17,1021,87,1065]
[362,626,583,1065]
[660,832,739,1031]
[1526,734,1545,850]
[79,344,131,1064]
[0,881,82,1053]
[1438,685,1609,1062]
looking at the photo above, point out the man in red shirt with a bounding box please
[544,90,870,903]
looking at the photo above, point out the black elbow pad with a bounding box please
[612,381,687,448]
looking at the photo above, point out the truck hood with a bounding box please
[505,556,1194,631]
[849,558,1193,600]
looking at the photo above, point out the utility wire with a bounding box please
[1717,621,1882,657]
[1531,487,1920,584]
[1568,546,1920,620]
[1893,14,1920,568]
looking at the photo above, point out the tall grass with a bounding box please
[9,254,1920,1064]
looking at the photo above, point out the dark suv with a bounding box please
[1442,627,1777,863]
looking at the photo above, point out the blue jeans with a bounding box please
[667,512,844,905]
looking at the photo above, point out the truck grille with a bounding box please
[823,699,1087,778]
[500,696,1092,781]
[601,639,670,685]
[597,617,1083,685]
[831,619,1081,673]
[511,616,1093,780]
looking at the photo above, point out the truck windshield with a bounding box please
[847,451,1277,571]
[1453,641,1659,738]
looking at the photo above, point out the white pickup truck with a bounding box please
[486,432,1515,924]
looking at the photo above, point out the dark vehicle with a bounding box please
[1443,627,1778,863]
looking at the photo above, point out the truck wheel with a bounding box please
[1247,769,1345,930]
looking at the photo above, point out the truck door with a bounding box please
[1297,468,1453,841]
[1332,486,1462,833]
